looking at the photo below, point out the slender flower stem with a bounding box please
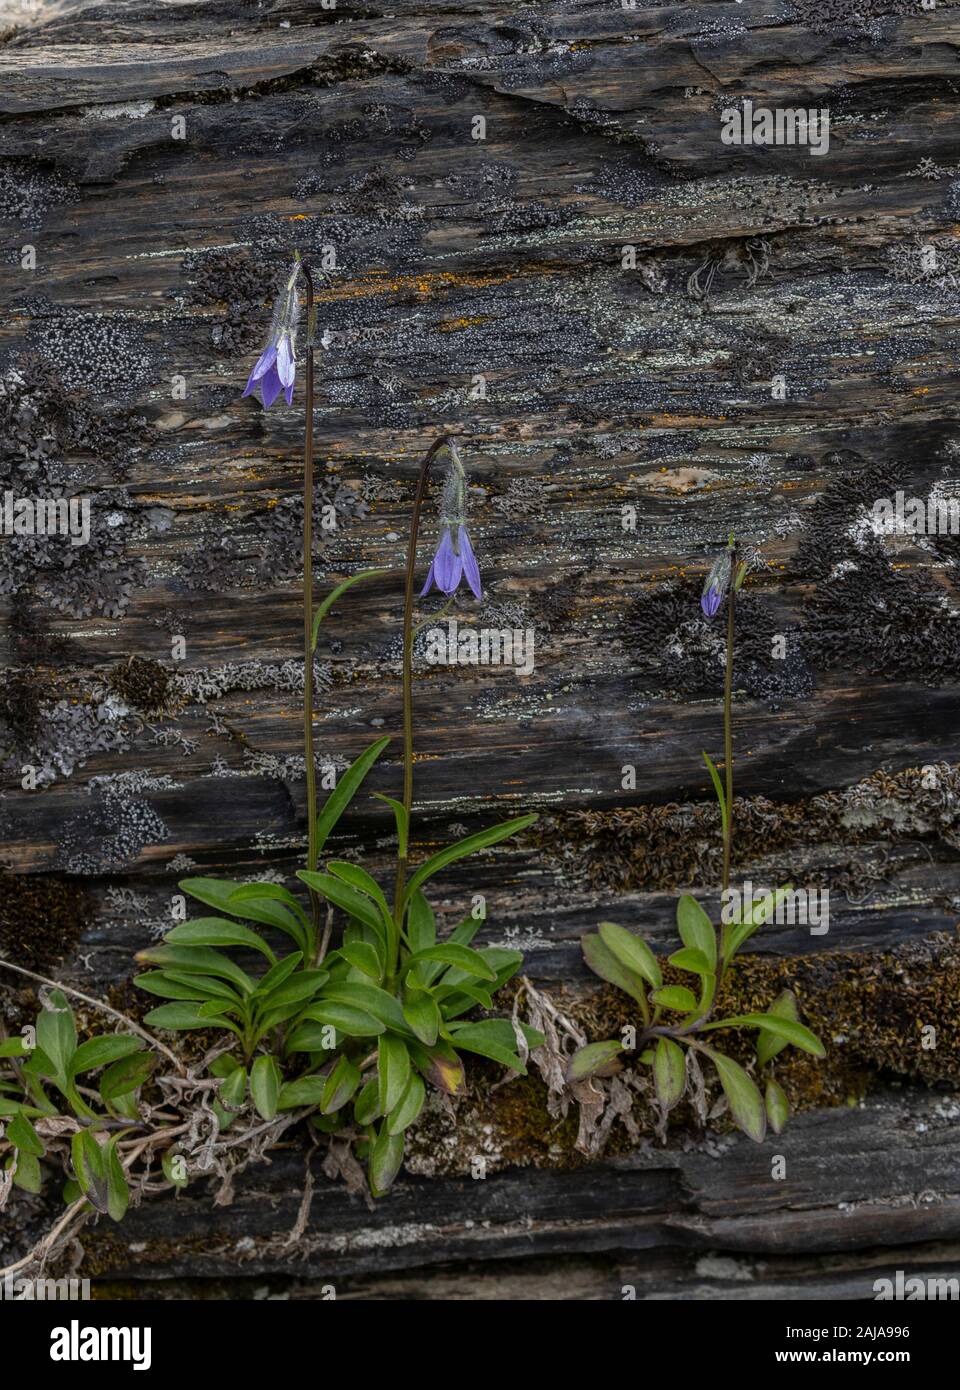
[721,543,737,895]
[301,261,321,950]
[392,432,457,933]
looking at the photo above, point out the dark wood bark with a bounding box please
[2,0,960,1297]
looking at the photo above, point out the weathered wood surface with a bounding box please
[30,1086,958,1301]
[2,0,960,1295]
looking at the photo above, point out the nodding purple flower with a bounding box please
[701,546,733,618]
[242,259,302,409]
[421,442,482,599]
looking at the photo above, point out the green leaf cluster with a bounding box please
[568,893,824,1144]
[134,737,543,1195]
[1,991,150,1215]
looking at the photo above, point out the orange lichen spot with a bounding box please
[313,269,512,304]
[437,315,488,333]
[651,413,724,427]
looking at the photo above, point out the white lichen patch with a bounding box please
[83,102,155,120]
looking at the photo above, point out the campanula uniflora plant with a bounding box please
[0,269,542,1268]
[132,291,543,1195]
[569,536,824,1142]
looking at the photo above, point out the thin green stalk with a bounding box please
[391,432,457,953]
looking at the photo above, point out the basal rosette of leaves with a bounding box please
[0,764,542,1226]
[568,892,825,1142]
[134,737,542,1196]
[1,989,154,1220]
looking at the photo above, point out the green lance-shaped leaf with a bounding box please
[378,1034,411,1116]
[722,885,794,962]
[285,1021,336,1053]
[704,1048,766,1143]
[566,1040,624,1083]
[446,1019,541,1074]
[354,1076,381,1126]
[653,1037,686,1110]
[162,1151,189,1189]
[326,862,393,935]
[402,988,440,1047]
[701,1010,825,1058]
[277,1074,327,1110]
[318,982,410,1034]
[218,1065,247,1111]
[178,877,303,945]
[100,1051,156,1104]
[13,1150,42,1193]
[256,969,329,1013]
[402,814,538,907]
[667,947,713,977]
[387,1073,426,1137]
[297,871,386,942]
[37,990,77,1087]
[144,1002,242,1035]
[407,890,437,955]
[227,882,311,929]
[311,568,391,652]
[70,1035,143,1076]
[597,922,663,989]
[339,940,383,981]
[676,895,717,969]
[302,1002,385,1038]
[651,985,698,1014]
[135,971,233,1004]
[320,1055,362,1114]
[250,1055,282,1121]
[71,1130,110,1213]
[251,953,304,999]
[402,943,496,982]
[373,793,409,860]
[165,918,277,962]
[137,944,255,995]
[105,1139,129,1223]
[702,752,728,838]
[8,1111,44,1157]
[198,999,237,1021]
[765,1079,790,1134]
[581,934,649,1009]
[314,736,391,858]
[434,981,493,1018]
[369,1124,405,1197]
[756,989,798,1066]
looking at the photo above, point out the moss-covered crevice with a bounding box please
[531,761,960,894]
[404,928,960,1177]
[0,872,90,971]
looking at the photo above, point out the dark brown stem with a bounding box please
[301,262,321,951]
[721,544,737,896]
[391,431,457,932]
